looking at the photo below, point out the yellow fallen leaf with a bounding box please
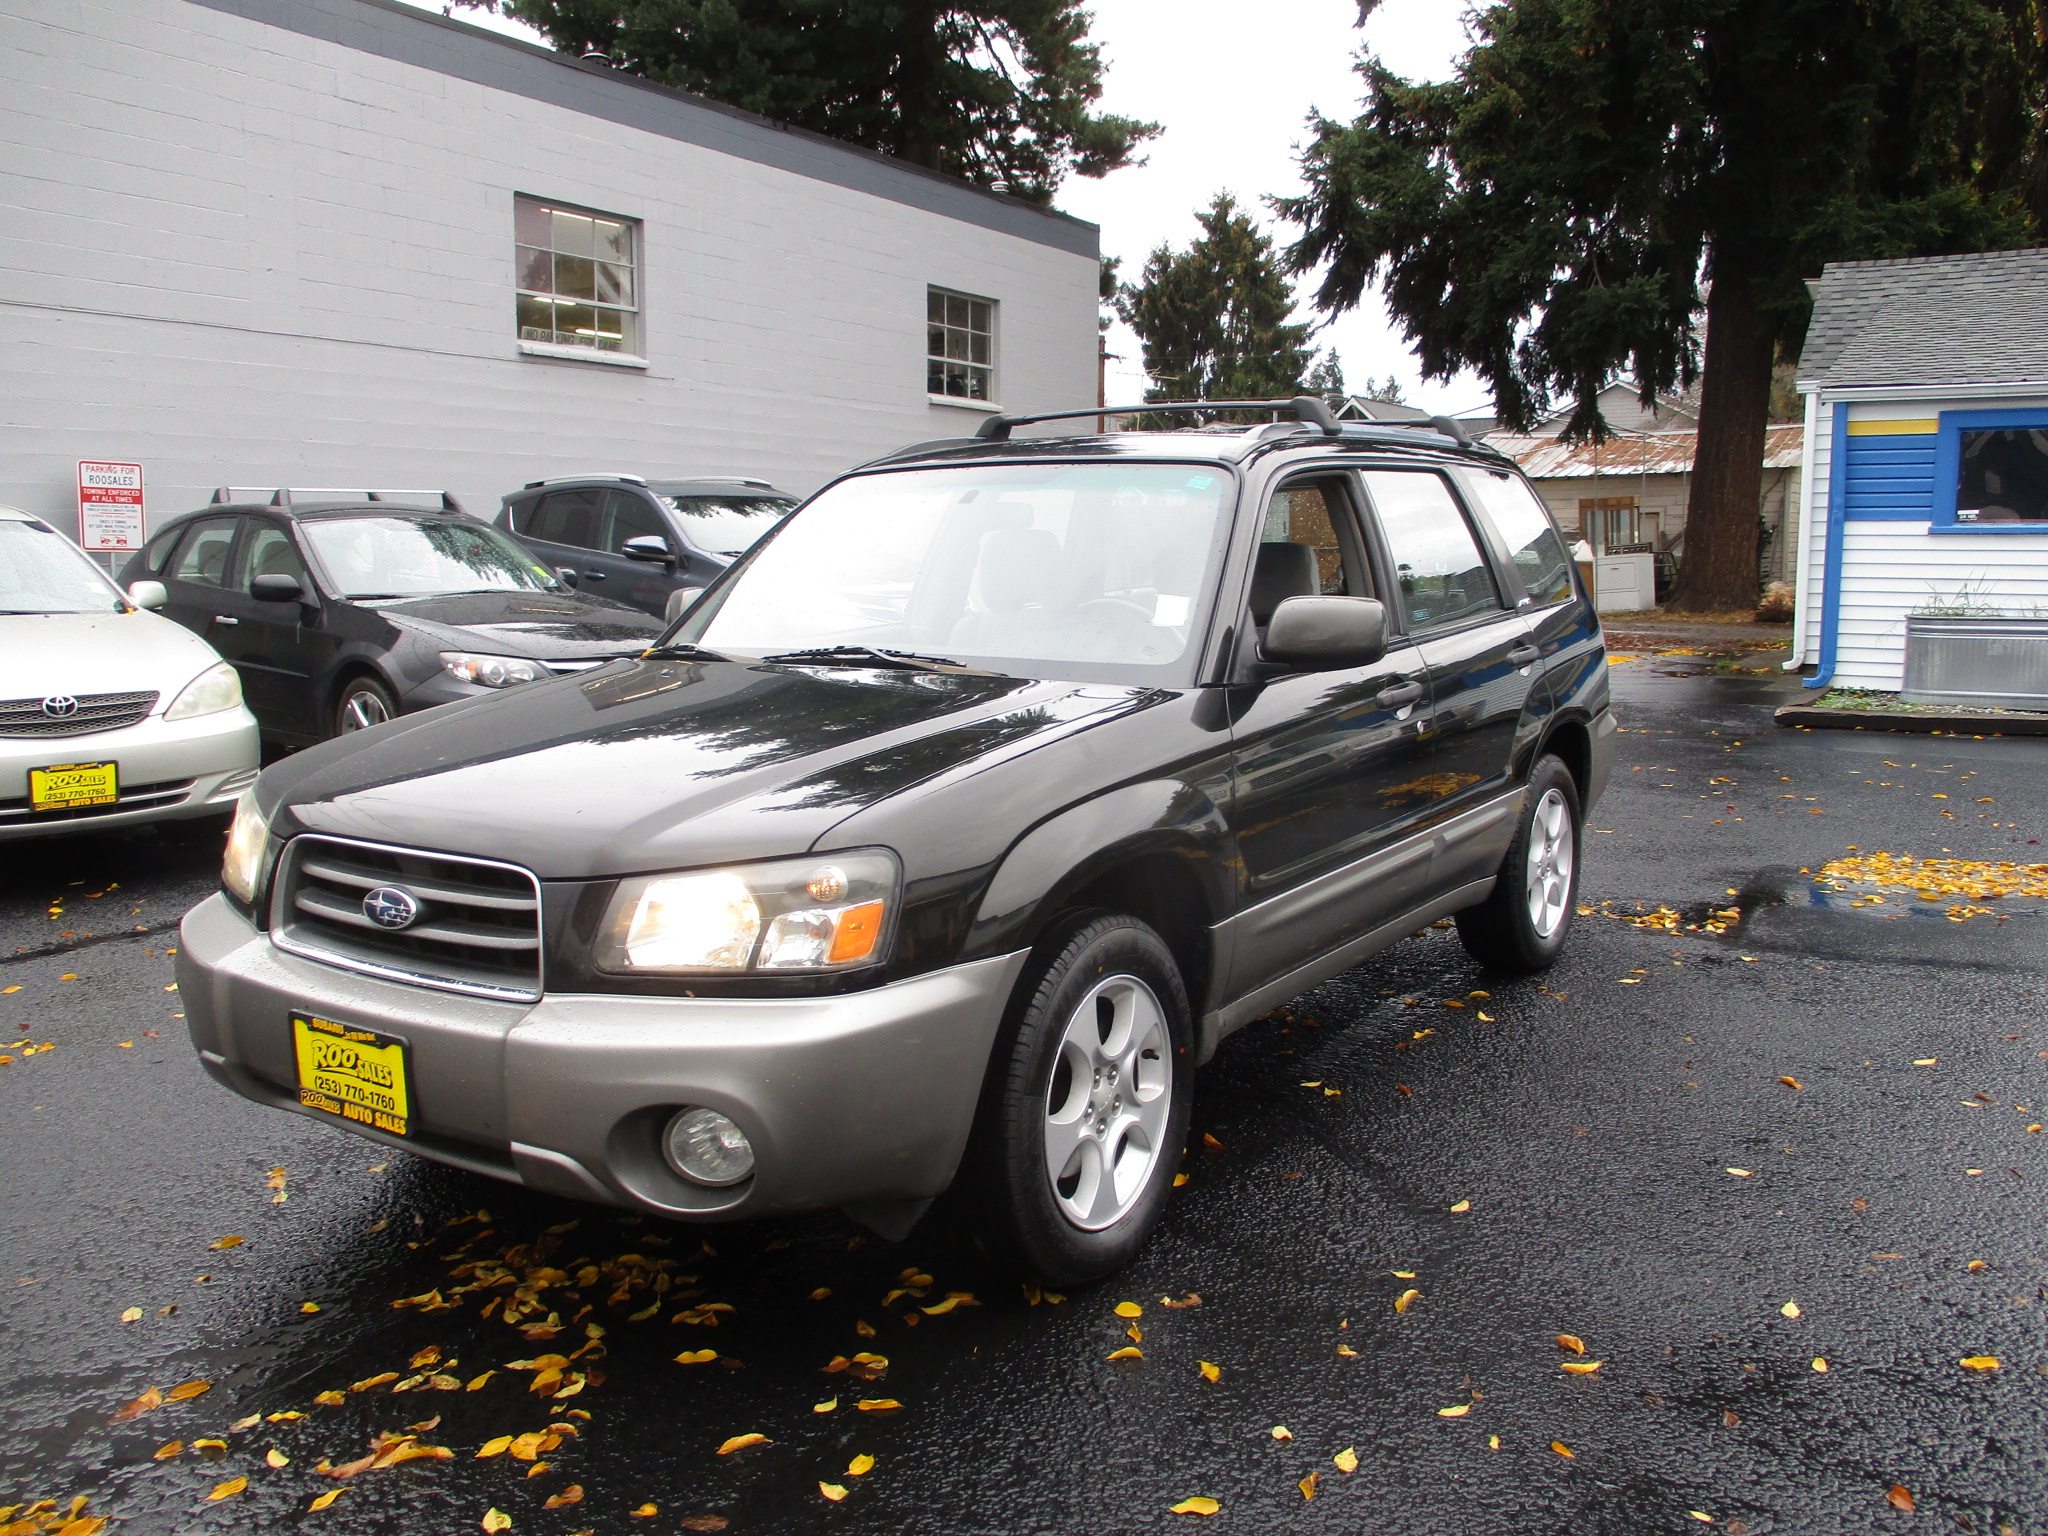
[1198,1361,1220,1382]
[1107,1346,1143,1360]
[1552,1442,1574,1457]
[1887,1486,1917,1512]
[266,1448,289,1468]
[1114,1301,1143,1318]
[166,1380,211,1402]
[1336,1344,1358,1357]
[1557,1333,1586,1354]
[814,1397,839,1413]
[1394,1289,1421,1313]
[476,1436,513,1458]
[1270,1425,1293,1440]
[819,1483,849,1502]
[191,1439,226,1453]
[675,1350,718,1365]
[543,1486,584,1509]
[1449,1199,1471,1213]
[1727,1168,1753,1178]
[1127,1324,1143,1343]
[1438,1404,1471,1418]
[1914,1058,1938,1066]
[466,1372,495,1392]
[848,1454,875,1476]
[810,1287,832,1300]
[481,1511,511,1533]
[1779,1077,1804,1090]
[351,1373,398,1392]
[1391,1269,1416,1278]
[1173,1172,1189,1186]
[1171,1497,1221,1516]
[716,1433,770,1455]
[1813,1358,1829,1372]
[308,1489,345,1511]
[209,1235,244,1250]
[1960,1356,2000,1371]
[1689,1513,1713,1524]
[1299,1471,1319,1500]
[1561,1360,1602,1374]
[315,1390,345,1406]
[206,1478,247,1501]
[1781,1300,1802,1319]
[300,1302,322,1314]
[269,1411,306,1422]
[1488,1435,1501,1449]
[631,1505,658,1518]
[1333,1447,1358,1473]
[855,1398,903,1411]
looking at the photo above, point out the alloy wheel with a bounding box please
[339,690,391,732]
[1041,973,1173,1231]
[1524,785,1574,938]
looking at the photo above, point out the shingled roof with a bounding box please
[1798,247,2048,390]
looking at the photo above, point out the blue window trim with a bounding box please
[1929,407,2048,534]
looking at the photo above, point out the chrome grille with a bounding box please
[273,835,542,1001]
[0,690,158,737]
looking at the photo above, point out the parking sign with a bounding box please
[78,461,146,552]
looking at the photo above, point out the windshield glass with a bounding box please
[303,517,562,599]
[687,463,1231,679]
[662,495,795,557]
[0,519,127,615]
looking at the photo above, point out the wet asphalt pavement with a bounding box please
[4,660,2046,1536]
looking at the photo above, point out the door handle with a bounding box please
[581,570,607,580]
[1376,680,1425,708]
[213,615,239,626]
[1507,644,1540,666]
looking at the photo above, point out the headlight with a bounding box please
[440,652,550,688]
[165,661,243,720]
[221,790,271,904]
[595,850,899,975]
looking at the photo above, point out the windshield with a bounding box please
[303,517,562,599]
[662,495,795,557]
[0,519,128,615]
[686,463,1231,680]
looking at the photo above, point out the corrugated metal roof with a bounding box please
[1486,425,1804,478]
[1798,247,2048,390]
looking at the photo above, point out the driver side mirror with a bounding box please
[1261,596,1387,671]
[250,573,304,603]
[664,586,706,624]
[623,535,676,567]
[556,567,579,589]
[126,579,168,610]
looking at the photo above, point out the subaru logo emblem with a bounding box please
[40,695,79,718]
[361,886,421,930]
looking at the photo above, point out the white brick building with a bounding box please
[0,0,1099,544]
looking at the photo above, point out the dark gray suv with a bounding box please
[178,399,1613,1282]
[496,474,797,618]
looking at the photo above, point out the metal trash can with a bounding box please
[1901,615,2048,710]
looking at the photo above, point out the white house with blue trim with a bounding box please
[1787,248,2048,691]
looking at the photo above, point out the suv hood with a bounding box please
[373,591,663,659]
[262,658,1144,878]
[0,609,227,701]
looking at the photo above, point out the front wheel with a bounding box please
[332,676,398,739]
[966,913,1193,1285]
[1455,754,1581,971]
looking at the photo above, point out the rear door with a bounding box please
[1359,467,1542,889]
[1224,472,1439,987]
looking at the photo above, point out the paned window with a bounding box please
[928,287,995,401]
[1957,427,2048,522]
[1467,471,1574,605]
[516,197,640,355]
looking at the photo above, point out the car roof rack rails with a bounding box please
[688,476,776,488]
[520,473,651,489]
[868,437,988,464]
[974,395,1343,443]
[211,487,465,510]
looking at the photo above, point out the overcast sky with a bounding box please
[410,0,1484,414]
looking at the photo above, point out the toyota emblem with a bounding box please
[361,886,421,930]
[40,696,79,718]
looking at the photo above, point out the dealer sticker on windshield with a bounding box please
[292,1013,411,1137]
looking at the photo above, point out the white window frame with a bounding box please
[927,286,998,407]
[515,195,647,367]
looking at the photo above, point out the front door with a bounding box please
[206,520,334,740]
[1360,468,1543,890]
[1225,474,1438,986]
[157,517,243,641]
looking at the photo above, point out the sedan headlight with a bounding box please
[441,652,550,688]
[595,851,899,975]
[165,661,243,721]
[221,790,272,905]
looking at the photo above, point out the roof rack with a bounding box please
[521,473,651,489]
[212,487,466,511]
[975,395,1342,442]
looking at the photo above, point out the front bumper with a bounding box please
[0,706,259,840]
[176,894,1027,1221]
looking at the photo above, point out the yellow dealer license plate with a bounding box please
[292,1013,411,1137]
[30,761,117,811]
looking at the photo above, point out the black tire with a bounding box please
[331,675,398,739]
[965,912,1194,1285]
[1455,753,1581,971]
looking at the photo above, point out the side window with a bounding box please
[140,524,184,574]
[242,524,309,589]
[603,492,667,554]
[1250,479,1371,625]
[169,519,240,589]
[1463,470,1574,606]
[526,490,605,551]
[1362,471,1504,631]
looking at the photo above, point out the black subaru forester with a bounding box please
[178,398,1613,1283]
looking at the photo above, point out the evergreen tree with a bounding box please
[466,0,1160,202]
[1278,0,2043,610]
[1305,348,1347,401]
[1116,194,1315,410]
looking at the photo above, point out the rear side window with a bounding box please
[525,490,605,550]
[1362,471,1504,631]
[1462,470,1574,606]
[169,519,240,588]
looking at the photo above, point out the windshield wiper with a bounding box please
[761,644,964,671]
[641,641,737,662]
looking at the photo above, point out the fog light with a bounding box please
[662,1107,754,1187]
